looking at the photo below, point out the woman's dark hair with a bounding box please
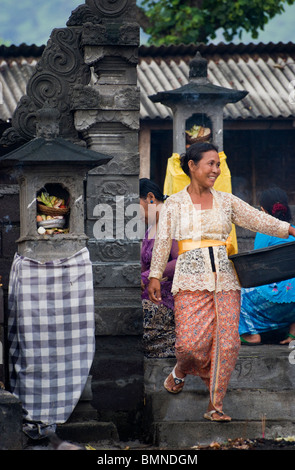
[180,142,219,177]
[139,178,166,202]
[259,187,292,222]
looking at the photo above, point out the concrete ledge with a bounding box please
[0,390,23,450]
[144,345,295,448]
[153,420,295,448]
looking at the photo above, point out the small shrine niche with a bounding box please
[36,184,70,236]
[0,104,112,262]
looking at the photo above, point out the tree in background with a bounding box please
[136,0,295,45]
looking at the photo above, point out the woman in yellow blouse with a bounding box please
[148,142,295,422]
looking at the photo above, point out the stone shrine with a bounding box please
[0,0,142,440]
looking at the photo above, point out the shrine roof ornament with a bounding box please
[149,52,248,107]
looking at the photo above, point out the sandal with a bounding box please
[164,365,185,394]
[240,336,262,346]
[203,410,231,422]
[280,333,295,345]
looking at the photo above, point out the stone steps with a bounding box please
[144,345,295,447]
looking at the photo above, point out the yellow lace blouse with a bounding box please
[149,187,290,294]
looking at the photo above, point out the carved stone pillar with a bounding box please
[72,0,143,437]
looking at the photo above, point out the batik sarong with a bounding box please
[174,288,240,413]
[142,299,175,357]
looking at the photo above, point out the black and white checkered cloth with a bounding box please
[7,247,95,425]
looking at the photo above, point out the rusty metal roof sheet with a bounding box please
[0,42,295,123]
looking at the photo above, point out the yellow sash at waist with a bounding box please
[178,237,235,257]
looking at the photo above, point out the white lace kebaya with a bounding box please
[149,187,290,295]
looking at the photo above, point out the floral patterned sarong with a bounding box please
[174,288,241,412]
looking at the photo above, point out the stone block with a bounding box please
[2,224,20,258]
[57,420,119,443]
[92,378,143,413]
[82,22,140,47]
[0,192,19,223]
[92,262,141,288]
[91,336,144,413]
[95,305,143,335]
[94,335,143,358]
[0,258,14,289]
[88,152,140,176]
[81,122,138,155]
[88,239,140,263]
[0,390,23,450]
[87,172,139,198]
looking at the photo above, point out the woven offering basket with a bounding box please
[37,203,69,217]
[186,128,211,145]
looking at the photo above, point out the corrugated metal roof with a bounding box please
[138,42,295,120]
[0,57,39,122]
[0,42,295,123]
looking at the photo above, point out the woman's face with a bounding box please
[189,150,221,188]
[140,197,149,225]
[140,192,161,226]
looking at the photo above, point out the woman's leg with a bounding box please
[209,289,241,416]
[174,290,215,387]
[173,289,241,418]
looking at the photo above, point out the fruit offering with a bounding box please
[36,191,69,235]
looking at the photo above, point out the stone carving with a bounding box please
[96,179,130,197]
[81,22,139,46]
[84,45,138,65]
[122,264,141,285]
[75,110,139,132]
[86,0,130,18]
[81,23,108,45]
[97,241,128,261]
[90,153,139,175]
[1,26,91,149]
[70,85,101,110]
[35,104,60,139]
[93,265,107,285]
[119,23,140,45]
[10,96,39,142]
[114,87,140,109]
[234,360,253,378]
[66,4,102,26]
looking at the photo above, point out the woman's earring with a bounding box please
[150,200,154,204]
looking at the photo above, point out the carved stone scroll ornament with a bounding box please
[0,0,139,151]
[86,0,132,19]
[0,22,91,149]
[66,4,102,26]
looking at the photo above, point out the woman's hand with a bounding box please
[148,277,162,304]
[289,225,295,238]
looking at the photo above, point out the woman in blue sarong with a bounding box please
[239,187,295,345]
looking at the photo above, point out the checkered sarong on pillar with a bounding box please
[7,247,95,424]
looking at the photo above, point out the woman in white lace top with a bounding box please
[148,142,295,422]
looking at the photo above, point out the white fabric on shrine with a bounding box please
[7,247,95,424]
